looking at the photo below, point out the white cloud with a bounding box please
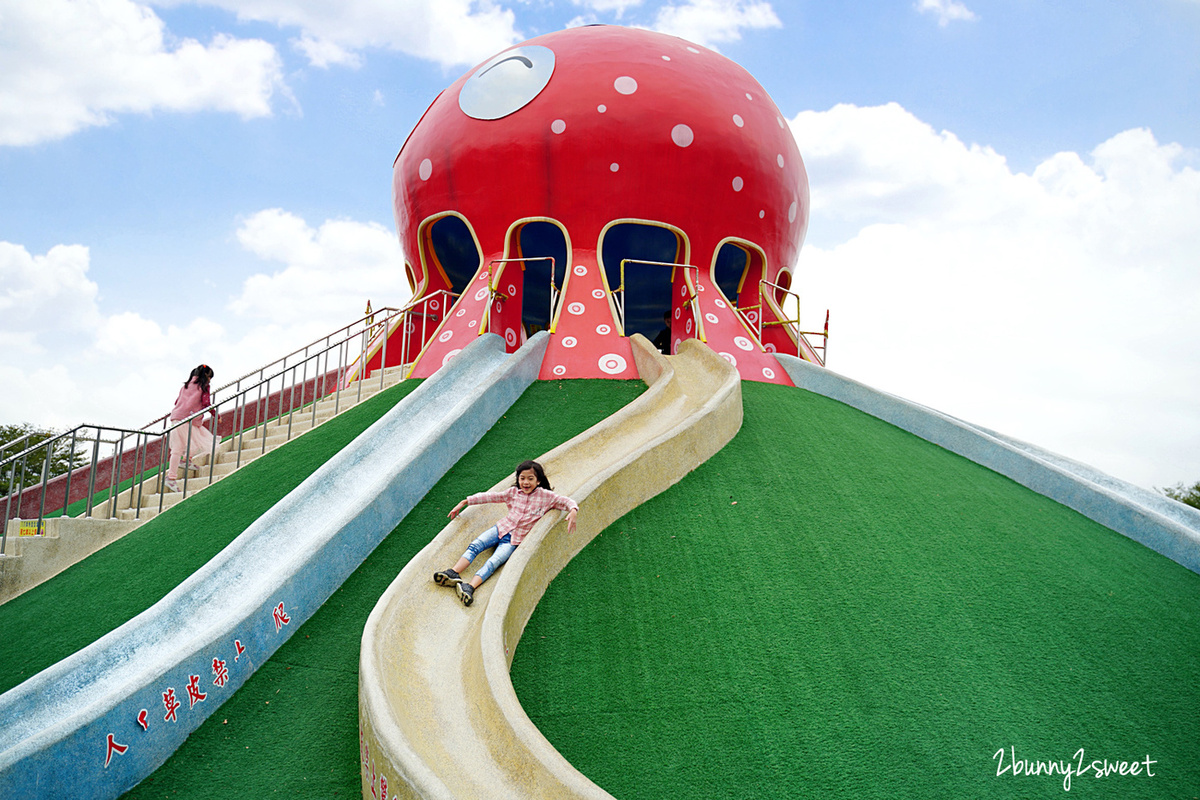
[573,0,644,18]
[229,208,411,335]
[652,0,782,47]
[0,210,410,430]
[0,0,285,147]
[161,0,522,68]
[0,243,100,336]
[789,103,1200,490]
[915,0,978,27]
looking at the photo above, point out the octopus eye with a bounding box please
[458,45,556,120]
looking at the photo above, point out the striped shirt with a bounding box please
[466,486,578,545]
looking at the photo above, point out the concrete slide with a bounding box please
[358,335,743,800]
[0,332,548,799]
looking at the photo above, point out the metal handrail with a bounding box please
[1,307,412,555]
[753,279,828,365]
[371,290,459,380]
[0,431,41,464]
[482,257,556,338]
[138,308,399,431]
[612,259,703,343]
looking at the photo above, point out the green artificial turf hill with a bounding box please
[510,381,1200,800]
[123,378,644,799]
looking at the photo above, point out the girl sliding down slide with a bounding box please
[435,460,578,607]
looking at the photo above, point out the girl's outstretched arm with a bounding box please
[448,499,467,519]
[565,507,577,533]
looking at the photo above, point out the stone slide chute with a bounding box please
[358,335,743,799]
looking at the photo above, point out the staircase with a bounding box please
[112,365,407,522]
[0,364,407,604]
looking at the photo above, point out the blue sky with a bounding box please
[2,0,1198,491]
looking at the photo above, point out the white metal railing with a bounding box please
[347,290,459,381]
[1,307,411,555]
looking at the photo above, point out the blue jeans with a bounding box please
[461,525,516,584]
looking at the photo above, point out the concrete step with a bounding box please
[1,517,141,604]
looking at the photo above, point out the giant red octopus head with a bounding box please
[393,25,808,325]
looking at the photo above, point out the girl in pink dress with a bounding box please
[165,364,216,492]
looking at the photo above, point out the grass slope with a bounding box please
[0,379,423,695]
[124,379,645,799]
[510,381,1200,800]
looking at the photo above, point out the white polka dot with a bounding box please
[478,273,489,283]
[429,299,441,311]
[614,76,637,95]
[662,55,671,61]
[789,201,798,223]
[671,124,694,147]
[714,298,727,309]
[597,104,607,113]
[610,163,620,172]
[685,318,693,334]
[553,365,567,376]
[745,92,754,101]
[673,338,682,353]
[596,324,611,335]
[505,328,518,346]
[574,265,588,276]
[732,176,744,192]
[507,283,517,296]
[592,288,606,299]
[568,302,586,315]
[732,114,744,128]
[562,336,578,348]
[687,46,700,54]
[438,330,454,343]
[698,284,705,292]
[778,116,785,129]
[474,287,489,301]
[764,343,776,353]
[551,119,566,134]
[598,354,628,374]
[705,313,718,324]
[468,319,478,329]
[762,366,776,380]
[673,308,681,319]
[441,349,462,366]
[455,307,465,317]
[719,352,737,366]
[759,210,765,219]
[734,336,754,351]
[777,154,785,168]
[747,310,759,324]
[419,158,432,180]
[405,321,416,334]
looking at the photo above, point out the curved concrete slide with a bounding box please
[359,335,742,800]
[774,354,1200,574]
[0,332,548,799]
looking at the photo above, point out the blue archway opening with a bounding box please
[714,242,750,305]
[428,215,480,296]
[600,223,680,341]
[517,221,569,336]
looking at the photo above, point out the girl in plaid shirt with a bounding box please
[434,460,578,607]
